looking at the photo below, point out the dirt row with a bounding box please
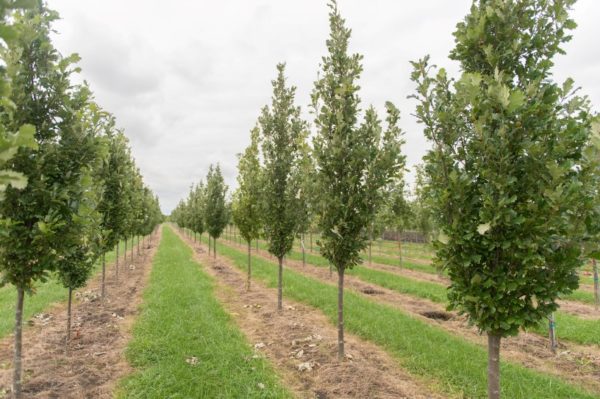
[177,229,447,399]
[219,236,600,396]
[0,230,161,399]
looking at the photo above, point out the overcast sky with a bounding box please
[48,0,599,213]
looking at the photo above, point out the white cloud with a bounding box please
[48,0,599,213]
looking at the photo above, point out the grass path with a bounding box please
[196,230,597,399]
[118,227,290,399]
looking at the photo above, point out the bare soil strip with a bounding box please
[177,231,446,399]
[222,237,600,395]
[0,230,161,398]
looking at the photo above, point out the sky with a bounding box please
[47,0,600,214]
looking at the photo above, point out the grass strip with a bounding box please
[0,238,134,338]
[199,232,596,399]
[118,227,290,399]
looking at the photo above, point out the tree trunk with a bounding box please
[301,234,306,267]
[66,287,73,346]
[247,241,252,291]
[131,236,134,264]
[13,287,24,399]
[398,230,403,268]
[487,333,501,399]
[101,252,106,298]
[337,267,345,359]
[549,313,558,352]
[124,238,127,264]
[368,227,372,266]
[309,232,313,253]
[214,237,217,258]
[116,243,120,282]
[329,263,332,278]
[208,235,211,256]
[277,256,283,311]
[593,259,599,309]
[137,235,140,255]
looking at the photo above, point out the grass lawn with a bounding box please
[118,227,290,399]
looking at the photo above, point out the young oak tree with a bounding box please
[205,163,228,258]
[411,1,598,397]
[312,1,403,358]
[260,63,306,311]
[0,6,97,396]
[232,126,262,290]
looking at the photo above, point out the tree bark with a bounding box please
[301,234,306,267]
[594,259,599,309]
[487,333,501,399]
[247,241,252,291]
[549,313,558,353]
[13,287,24,399]
[124,238,127,264]
[368,227,372,266]
[115,243,119,282]
[101,252,106,298]
[277,256,283,311]
[66,287,73,346]
[214,237,217,258]
[131,236,134,264]
[398,230,403,268]
[337,267,345,359]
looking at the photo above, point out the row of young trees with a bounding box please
[0,4,163,398]
[174,1,597,398]
[170,163,229,258]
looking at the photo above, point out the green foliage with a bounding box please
[232,126,262,243]
[312,2,404,271]
[411,0,597,337]
[259,63,305,259]
[204,163,228,239]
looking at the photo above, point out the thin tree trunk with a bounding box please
[137,235,140,255]
[398,230,403,268]
[247,240,252,291]
[337,267,345,359]
[277,256,283,311]
[594,259,599,309]
[329,263,332,278]
[214,237,217,258]
[309,231,313,253]
[13,287,24,399]
[301,234,306,267]
[124,238,127,264]
[208,235,211,256]
[66,287,73,346]
[368,226,372,266]
[131,236,134,264]
[549,313,558,352]
[487,333,501,399]
[116,243,120,282]
[101,252,106,298]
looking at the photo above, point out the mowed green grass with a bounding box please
[200,233,596,399]
[0,238,132,338]
[118,227,290,399]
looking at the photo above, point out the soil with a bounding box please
[176,229,447,399]
[224,236,600,396]
[0,230,161,399]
